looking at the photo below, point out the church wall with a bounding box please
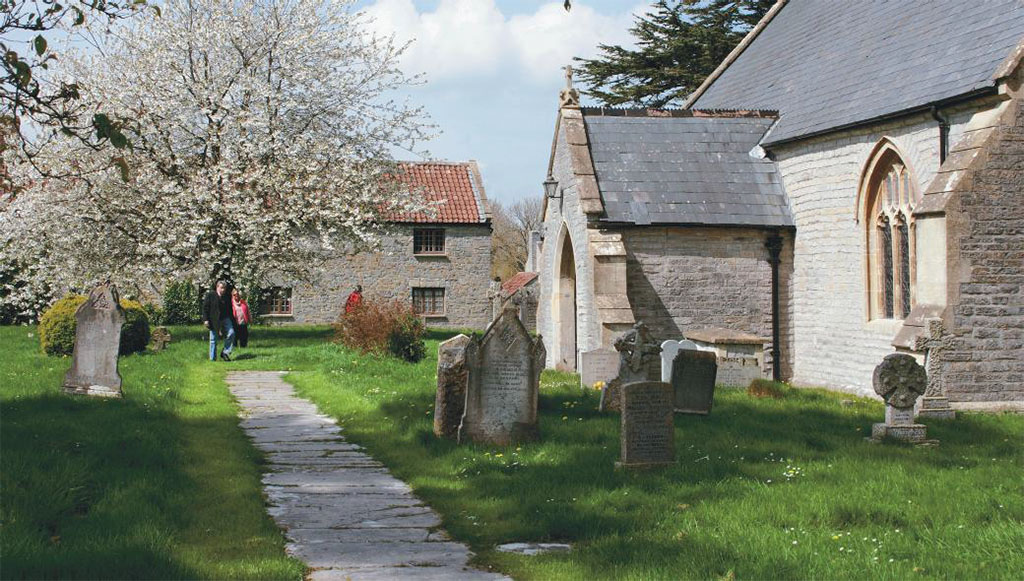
[944,87,1024,404]
[284,224,493,329]
[537,119,601,369]
[771,104,992,397]
[620,226,791,380]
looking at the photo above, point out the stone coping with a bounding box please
[684,327,768,345]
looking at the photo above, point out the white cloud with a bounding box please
[361,0,640,84]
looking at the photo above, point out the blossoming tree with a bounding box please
[1,0,432,316]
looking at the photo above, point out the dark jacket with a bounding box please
[202,290,231,324]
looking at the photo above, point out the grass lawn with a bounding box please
[2,324,1022,580]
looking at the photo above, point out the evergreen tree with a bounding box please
[574,0,773,108]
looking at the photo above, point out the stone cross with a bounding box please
[559,64,581,108]
[869,353,934,444]
[63,282,126,398]
[150,326,172,351]
[599,321,662,412]
[914,318,956,419]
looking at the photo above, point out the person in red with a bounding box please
[344,285,363,314]
[231,288,252,348]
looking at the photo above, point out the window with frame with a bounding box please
[412,287,445,316]
[865,151,918,320]
[413,228,445,255]
[261,287,293,315]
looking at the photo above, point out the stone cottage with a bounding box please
[537,0,1024,410]
[266,161,493,329]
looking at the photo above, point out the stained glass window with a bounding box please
[867,150,918,320]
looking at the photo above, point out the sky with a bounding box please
[353,0,647,205]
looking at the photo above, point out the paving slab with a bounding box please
[226,371,506,581]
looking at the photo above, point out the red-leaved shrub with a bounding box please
[334,298,426,362]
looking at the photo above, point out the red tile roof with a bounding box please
[391,162,489,224]
[501,272,538,296]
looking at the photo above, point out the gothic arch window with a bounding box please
[861,144,919,320]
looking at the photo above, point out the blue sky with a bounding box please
[353,0,646,204]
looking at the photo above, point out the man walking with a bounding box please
[202,280,236,361]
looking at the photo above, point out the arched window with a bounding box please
[862,146,919,320]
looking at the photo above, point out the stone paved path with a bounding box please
[226,371,507,581]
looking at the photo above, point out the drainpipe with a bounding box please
[765,233,784,382]
[931,105,950,164]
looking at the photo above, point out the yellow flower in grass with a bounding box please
[593,381,606,391]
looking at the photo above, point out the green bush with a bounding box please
[38,296,86,356]
[388,312,426,363]
[39,295,151,356]
[142,302,165,326]
[162,281,201,324]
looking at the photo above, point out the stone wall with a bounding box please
[771,102,994,397]
[621,226,790,378]
[943,78,1024,403]
[283,224,492,329]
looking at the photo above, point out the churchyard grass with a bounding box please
[3,324,1021,579]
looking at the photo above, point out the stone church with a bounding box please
[536,0,1024,410]
[269,161,493,329]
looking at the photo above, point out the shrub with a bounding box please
[334,299,426,362]
[142,302,165,326]
[162,281,201,324]
[388,312,426,363]
[39,295,151,356]
[747,378,788,399]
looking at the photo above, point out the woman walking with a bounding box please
[232,288,252,348]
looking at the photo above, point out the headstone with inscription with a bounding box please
[616,381,675,469]
[434,334,471,440]
[580,346,619,391]
[459,306,545,445]
[670,349,718,414]
[600,322,661,412]
[869,353,934,444]
[914,318,956,419]
[660,339,699,382]
[63,282,126,398]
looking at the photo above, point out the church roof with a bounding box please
[501,272,538,296]
[688,0,1024,147]
[391,161,490,224]
[582,109,793,228]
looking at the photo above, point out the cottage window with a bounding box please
[261,287,292,315]
[864,151,918,320]
[412,287,445,316]
[413,228,445,254]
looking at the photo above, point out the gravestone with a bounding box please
[600,322,661,412]
[670,349,718,414]
[459,306,545,445]
[580,346,619,391]
[434,334,471,440]
[869,353,934,444]
[63,282,126,398]
[150,326,172,351]
[914,318,956,419]
[616,381,675,469]
[660,339,699,382]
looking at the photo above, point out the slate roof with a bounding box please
[689,0,1024,146]
[583,111,793,227]
[501,272,538,296]
[390,162,489,224]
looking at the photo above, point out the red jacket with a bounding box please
[344,291,363,314]
[232,298,251,324]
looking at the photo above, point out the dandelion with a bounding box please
[832,535,840,541]
[593,381,605,391]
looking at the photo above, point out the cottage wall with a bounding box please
[286,224,492,329]
[771,104,992,396]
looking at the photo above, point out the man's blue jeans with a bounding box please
[209,317,236,360]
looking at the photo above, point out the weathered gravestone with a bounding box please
[580,346,619,391]
[616,381,675,469]
[458,306,545,445]
[434,334,471,440]
[670,349,718,415]
[869,353,934,444]
[660,339,699,382]
[914,318,956,420]
[63,282,126,398]
[600,322,661,412]
[150,326,172,351]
